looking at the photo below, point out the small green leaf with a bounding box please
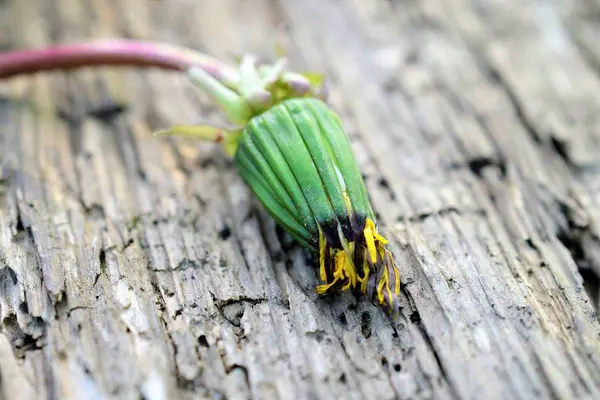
[154,124,225,141]
[154,124,241,157]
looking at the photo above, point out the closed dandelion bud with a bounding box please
[159,52,401,312]
[236,98,400,309]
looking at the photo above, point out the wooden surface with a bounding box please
[1,0,600,399]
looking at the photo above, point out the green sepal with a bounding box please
[235,149,313,248]
[154,123,241,157]
[240,116,318,234]
[305,99,374,219]
[237,136,299,218]
[259,105,338,225]
[283,100,348,220]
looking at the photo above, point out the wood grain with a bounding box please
[1,0,599,399]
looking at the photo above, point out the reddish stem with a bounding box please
[0,39,239,86]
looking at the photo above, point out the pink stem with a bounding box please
[0,38,239,86]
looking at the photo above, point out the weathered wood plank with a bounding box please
[1,0,599,399]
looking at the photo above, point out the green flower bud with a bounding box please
[234,98,400,311]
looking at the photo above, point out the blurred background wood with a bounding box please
[1,0,599,399]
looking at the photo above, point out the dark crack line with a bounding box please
[212,296,268,309]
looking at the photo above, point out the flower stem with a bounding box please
[0,38,240,87]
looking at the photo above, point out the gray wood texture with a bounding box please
[1,0,600,399]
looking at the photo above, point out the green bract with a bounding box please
[158,53,401,312]
[237,98,372,245]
